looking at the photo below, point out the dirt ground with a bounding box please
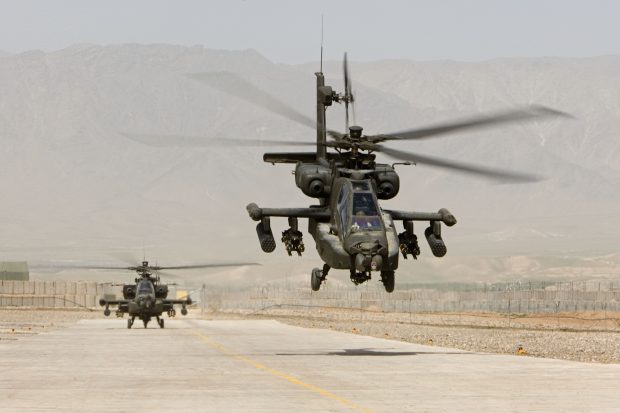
[203,308,620,364]
[0,308,101,341]
[1,307,618,364]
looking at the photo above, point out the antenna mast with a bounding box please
[320,15,324,73]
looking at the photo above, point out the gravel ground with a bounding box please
[0,308,100,342]
[2,308,618,364]
[203,308,620,364]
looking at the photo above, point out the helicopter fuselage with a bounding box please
[121,61,568,292]
[309,177,399,273]
[248,159,457,290]
[99,274,191,328]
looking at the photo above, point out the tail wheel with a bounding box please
[311,268,322,291]
[127,319,133,329]
[381,271,395,293]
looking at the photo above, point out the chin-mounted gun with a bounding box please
[281,217,305,256]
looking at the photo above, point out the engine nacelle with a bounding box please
[373,166,400,200]
[122,285,135,299]
[155,284,168,299]
[295,163,332,198]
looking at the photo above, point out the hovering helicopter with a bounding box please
[126,54,571,292]
[96,260,256,328]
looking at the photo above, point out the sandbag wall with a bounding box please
[0,280,106,309]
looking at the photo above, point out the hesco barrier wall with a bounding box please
[204,281,620,314]
[0,280,106,309]
[3,279,620,314]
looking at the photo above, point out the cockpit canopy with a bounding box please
[137,279,155,296]
[337,179,383,234]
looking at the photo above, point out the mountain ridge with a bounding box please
[1,44,618,282]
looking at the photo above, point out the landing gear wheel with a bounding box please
[143,320,149,329]
[311,268,322,291]
[381,271,395,293]
[127,319,133,329]
[158,318,164,328]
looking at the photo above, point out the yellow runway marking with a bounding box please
[192,331,376,413]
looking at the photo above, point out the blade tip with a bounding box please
[494,174,547,185]
[529,105,575,119]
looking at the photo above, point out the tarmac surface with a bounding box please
[1,318,619,412]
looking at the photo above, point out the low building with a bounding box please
[0,262,29,281]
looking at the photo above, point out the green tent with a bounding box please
[0,262,29,281]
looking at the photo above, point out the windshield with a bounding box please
[350,192,381,231]
[137,280,155,295]
[352,193,378,216]
[352,181,370,191]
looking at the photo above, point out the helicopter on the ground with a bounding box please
[96,260,256,328]
[126,54,571,292]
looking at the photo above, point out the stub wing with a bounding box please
[99,299,129,307]
[246,203,330,221]
[384,208,457,226]
[384,208,457,259]
[163,297,192,306]
[246,203,329,255]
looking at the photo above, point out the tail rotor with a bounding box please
[343,52,355,130]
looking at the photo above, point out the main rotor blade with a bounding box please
[122,133,315,148]
[154,270,180,279]
[370,105,573,143]
[378,145,543,183]
[187,71,316,130]
[158,262,260,270]
[106,252,140,266]
[34,263,133,271]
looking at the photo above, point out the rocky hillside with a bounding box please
[1,44,618,283]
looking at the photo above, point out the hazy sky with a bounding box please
[1,0,619,63]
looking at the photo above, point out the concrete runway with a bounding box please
[1,318,619,412]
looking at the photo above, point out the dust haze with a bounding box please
[1,45,619,287]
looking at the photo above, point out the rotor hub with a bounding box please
[349,125,363,141]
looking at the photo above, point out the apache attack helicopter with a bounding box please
[126,54,571,292]
[96,260,255,328]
